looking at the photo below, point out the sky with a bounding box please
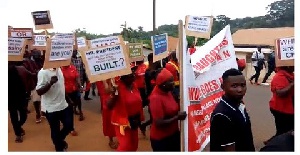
[6,0,277,35]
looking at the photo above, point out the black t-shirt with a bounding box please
[210,96,255,151]
[260,131,294,152]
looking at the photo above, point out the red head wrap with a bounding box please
[156,68,173,85]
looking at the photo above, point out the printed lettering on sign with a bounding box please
[151,33,168,55]
[8,38,25,55]
[77,37,86,48]
[85,45,127,75]
[34,35,47,46]
[187,16,211,33]
[49,39,74,61]
[90,36,120,48]
[278,37,294,60]
[53,33,75,45]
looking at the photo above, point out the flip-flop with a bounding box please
[109,141,118,149]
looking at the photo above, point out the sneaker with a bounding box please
[261,83,270,86]
[255,83,260,85]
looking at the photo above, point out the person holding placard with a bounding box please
[148,68,187,152]
[96,79,118,149]
[36,67,73,152]
[107,66,144,151]
[264,66,294,145]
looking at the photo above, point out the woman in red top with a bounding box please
[96,79,117,149]
[149,68,187,152]
[268,66,294,139]
[61,65,85,121]
[165,51,180,103]
[107,66,144,151]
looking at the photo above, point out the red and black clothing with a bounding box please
[269,69,294,136]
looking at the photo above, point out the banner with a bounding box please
[89,35,122,49]
[80,43,131,83]
[183,25,237,151]
[185,15,213,39]
[31,10,53,30]
[275,36,294,67]
[151,33,169,62]
[43,39,74,69]
[127,43,144,62]
[8,38,27,61]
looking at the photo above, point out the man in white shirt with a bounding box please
[249,47,265,85]
[36,68,73,152]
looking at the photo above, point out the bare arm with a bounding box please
[275,82,294,97]
[36,82,54,96]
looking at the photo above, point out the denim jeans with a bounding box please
[45,107,73,151]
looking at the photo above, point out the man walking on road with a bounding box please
[261,50,276,86]
[249,47,265,85]
[36,67,73,152]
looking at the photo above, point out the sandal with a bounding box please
[109,141,118,149]
[79,114,85,121]
[70,130,78,136]
[15,136,23,143]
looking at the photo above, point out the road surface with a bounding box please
[8,83,274,152]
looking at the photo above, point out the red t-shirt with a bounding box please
[269,70,294,114]
[149,86,179,140]
[111,82,144,126]
[165,61,179,85]
[189,47,196,55]
[135,63,147,89]
[61,65,79,93]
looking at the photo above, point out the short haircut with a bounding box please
[222,68,243,82]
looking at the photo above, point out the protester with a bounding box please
[148,68,186,152]
[36,67,73,152]
[8,61,35,143]
[264,66,294,144]
[61,64,85,121]
[261,50,276,86]
[249,47,265,85]
[134,60,148,108]
[107,66,144,151]
[165,51,180,103]
[236,58,246,72]
[210,68,255,151]
[189,43,196,55]
[96,79,118,149]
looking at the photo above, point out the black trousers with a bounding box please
[262,66,275,83]
[150,130,181,152]
[250,66,262,83]
[139,88,148,107]
[8,102,28,136]
[45,107,73,151]
[270,109,294,136]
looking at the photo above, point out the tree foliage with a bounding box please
[73,0,293,48]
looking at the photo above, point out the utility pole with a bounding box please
[153,0,156,35]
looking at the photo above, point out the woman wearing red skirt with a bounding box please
[107,67,144,151]
[96,79,118,149]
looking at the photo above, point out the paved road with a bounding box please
[8,83,274,152]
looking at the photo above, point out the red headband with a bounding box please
[156,68,173,85]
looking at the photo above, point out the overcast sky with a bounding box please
[7,0,277,35]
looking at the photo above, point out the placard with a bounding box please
[275,36,294,66]
[8,28,33,39]
[80,43,131,83]
[77,36,88,51]
[185,15,213,39]
[31,10,53,30]
[151,33,169,62]
[43,39,74,69]
[89,35,123,49]
[52,33,78,49]
[127,43,144,62]
[8,38,28,61]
